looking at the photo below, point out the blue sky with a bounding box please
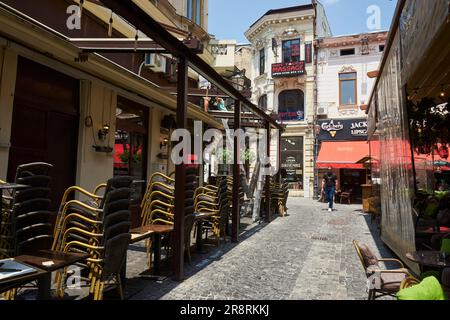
[208,0,397,43]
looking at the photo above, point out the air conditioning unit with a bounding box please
[144,53,166,73]
[317,105,328,116]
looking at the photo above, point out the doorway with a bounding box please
[8,57,79,212]
[114,97,148,227]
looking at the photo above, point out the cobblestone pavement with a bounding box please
[123,198,395,300]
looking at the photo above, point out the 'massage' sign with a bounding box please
[318,119,368,141]
[272,61,305,77]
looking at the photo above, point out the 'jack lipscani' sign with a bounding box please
[318,119,368,141]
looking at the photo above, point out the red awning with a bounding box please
[317,141,369,169]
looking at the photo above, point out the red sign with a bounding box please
[272,61,306,77]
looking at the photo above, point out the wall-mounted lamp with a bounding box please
[160,137,169,149]
[98,124,110,141]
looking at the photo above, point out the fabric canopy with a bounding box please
[316,141,369,169]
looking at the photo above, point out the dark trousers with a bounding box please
[325,186,335,209]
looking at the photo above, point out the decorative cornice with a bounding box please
[246,15,314,41]
[339,65,357,73]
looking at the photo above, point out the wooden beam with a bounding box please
[98,0,282,130]
[173,57,188,282]
[69,38,203,53]
[232,100,241,243]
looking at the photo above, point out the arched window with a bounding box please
[278,90,304,121]
[258,95,268,112]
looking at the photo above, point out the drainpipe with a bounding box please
[312,0,319,200]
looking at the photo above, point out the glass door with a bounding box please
[114,97,148,227]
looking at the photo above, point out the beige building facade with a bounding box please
[245,3,331,197]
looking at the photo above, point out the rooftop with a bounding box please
[249,3,314,30]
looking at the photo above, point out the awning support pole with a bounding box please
[232,100,241,243]
[278,129,282,183]
[173,56,187,282]
[265,121,272,223]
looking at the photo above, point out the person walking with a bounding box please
[322,167,338,212]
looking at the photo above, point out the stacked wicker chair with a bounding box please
[261,176,289,218]
[0,163,53,260]
[140,169,198,264]
[270,181,289,217]
[140,172,175,227]
[195,177,230,246]
[52,176,133,300]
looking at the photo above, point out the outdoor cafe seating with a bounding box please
[261,177,289,218]
[51,177,133,300]
[194,176,229,247]
[1,159,275,300]
[353,240,417,300]
[139,169,198,266]
[0,163,53,260]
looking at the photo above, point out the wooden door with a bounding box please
[8,57,79,212]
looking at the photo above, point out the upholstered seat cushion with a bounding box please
[380,272,406,291]
[397,276,446,300]
[358,243,379,267]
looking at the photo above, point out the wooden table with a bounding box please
[129,225,173,280]
[0,262,47,296]
[406,250,450,275]
[194,212,216,253]
[0,250,89,299]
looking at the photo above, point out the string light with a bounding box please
[79,0,84,18]
[108,11,113,37]
[134,30,139,52]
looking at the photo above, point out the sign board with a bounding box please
[318,119,368,141]
[272,61,305,78]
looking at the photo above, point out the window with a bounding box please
[379,45,385,52]
[187,0,202,25]
[339,72,357,106]
[278,90,305,121]
[259,48,265,75]
[258,95,268,112]
[340,48,355,56]
[282,39,301,63]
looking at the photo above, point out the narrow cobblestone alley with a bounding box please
[124,198,394,300]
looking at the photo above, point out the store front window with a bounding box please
[278,90,305,121]
[281,136,304,190]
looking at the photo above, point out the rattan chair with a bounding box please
[140,169,198,266]
[195,177,229,246]
[353,240,417,300]
[53,178,133,300]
